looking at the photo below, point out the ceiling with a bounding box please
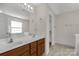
[0,3,79,18]
[0,3,31,19]
[48,3,79,15]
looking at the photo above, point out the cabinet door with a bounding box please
[30,41,37,56]
[20,44,30,56]
[38,44,45,56]
[37,38,45,56]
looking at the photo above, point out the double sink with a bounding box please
[0,35,39,53]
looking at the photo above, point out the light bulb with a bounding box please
[30,7,33,10]
[28,5,30,8]
[24,3,27,6]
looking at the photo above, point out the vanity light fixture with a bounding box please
[24,3,27,6]
[24,3,33,12]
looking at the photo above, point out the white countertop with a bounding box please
[0,34,45,54]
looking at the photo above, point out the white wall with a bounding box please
[0,13,8,39]
[29,5,37,34]
[55,11,79,47]
[36,4,48,35]
[30,4,48,35]
[22,20,29,32]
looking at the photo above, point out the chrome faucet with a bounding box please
[7,32,13,43]
[9,38,13,43]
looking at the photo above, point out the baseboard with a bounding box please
[55,42,75,49]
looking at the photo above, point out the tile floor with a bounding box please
[46,44,75,56]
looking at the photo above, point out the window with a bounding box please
[9,20,22,33]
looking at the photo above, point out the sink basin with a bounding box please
[32,34,39,38]
[9,41,23,46]
[0,41,23,52]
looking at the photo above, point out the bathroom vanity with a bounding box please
[0,38,45,56]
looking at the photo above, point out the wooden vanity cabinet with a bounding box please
[0,44,30,56]
[0,38,45,56]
